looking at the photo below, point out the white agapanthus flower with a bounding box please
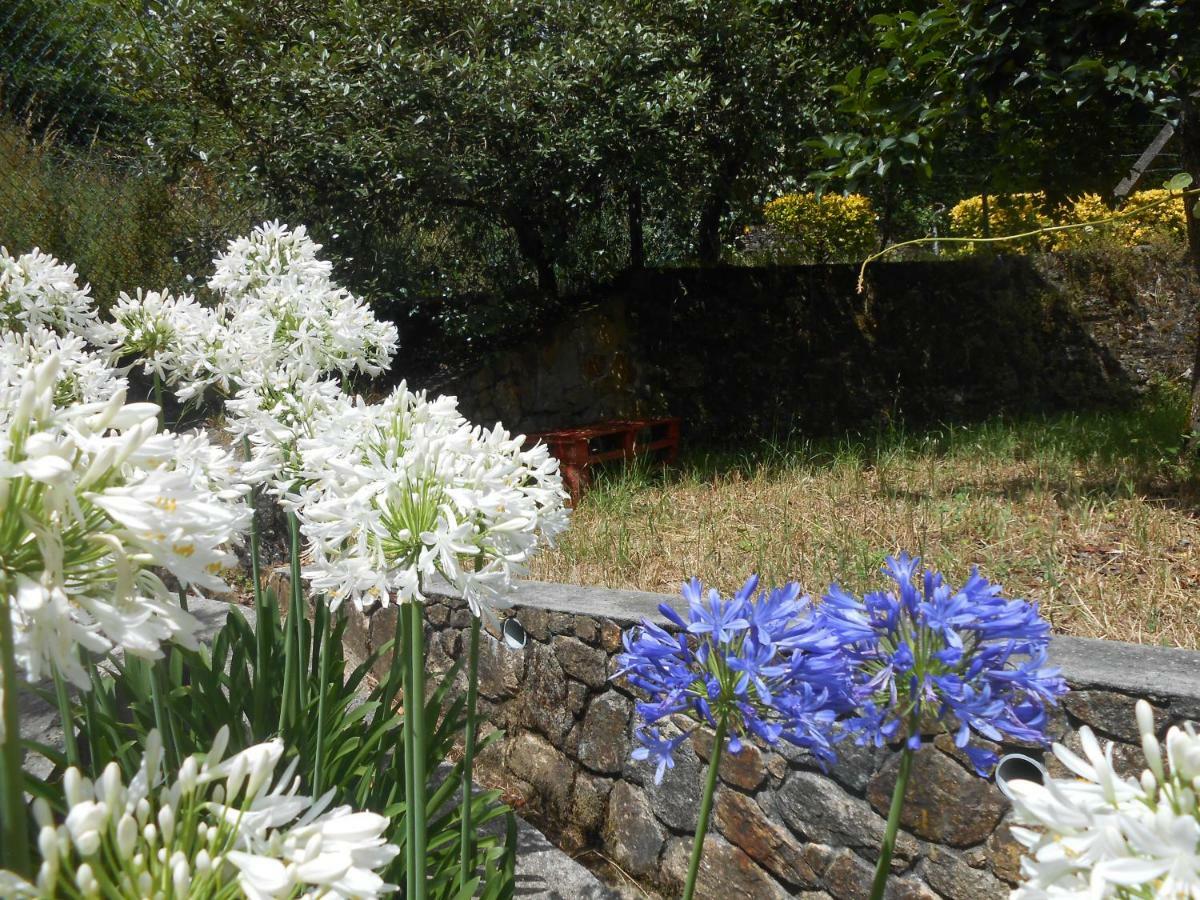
[93,288,218,381]
[0,246,100,339]
[0,728,398,898]
[0,325,126,409]
[209,220,334,300]
[223,370,355,498]
[296,382,568,616]
[172,220,398,396]
[0,351,250,722]
[1010,701,1200,898]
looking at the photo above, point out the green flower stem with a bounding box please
[458,615,482,886]
[52,668,80,768]
[400,608,418,900]
[288,511,308,717]
[152,373,164,430]
[240,437,268,728]
[407,600,429,900]
[682,714,728,900]
[313,604,334,796]
[278,510,305,735]
[869,744,915,900]
[0,584,31,876]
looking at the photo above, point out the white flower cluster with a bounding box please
[93,288,217,382]
[0,247,100,339]
[1,325,126,408]
[1011,701,1200,898]
[90,222,397,406]
[295,383,569,616]
[0,728,398,898]
[224,371,355,499]
[0,351,250,719]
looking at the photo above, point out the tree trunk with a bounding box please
[697,191,726,266]
[510,216,559,295]
[1180,97,1200,446]
[628,184,645,271]
[697,153,743,266]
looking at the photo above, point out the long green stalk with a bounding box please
[152,373,165,430]
[313,603,334,796]
[240,437,269,728]
[407,600,429,900]
[52,668,80,768]
[869,745,915,900]
[400,608,417,899]
[458,616,482,886]
[0,586,30,875]
[288,511,308,716]
[682,714,727,900]
[278,511,305,734]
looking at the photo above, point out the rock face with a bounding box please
[352,589,1200,900]
[602,782,664,878]
[866,749,1008,847]
[576,693,631,775]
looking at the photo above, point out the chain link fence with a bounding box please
[1,0,264,308]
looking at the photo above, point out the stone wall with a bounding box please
[412,252,1198,442]
[351,582,1200,900]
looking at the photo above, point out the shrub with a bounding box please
[0,115,259,309]
[947,191,1052,253]
[1051,188,1189,250]
[761,192,877,262]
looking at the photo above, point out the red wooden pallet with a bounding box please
[525,417,681,502]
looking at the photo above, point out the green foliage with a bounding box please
[58,592,518,897]
[820,1,1199,195]
[0,115,257,308]
[0,0,138,144]
[111,0,863,295]
[759,192,878,262]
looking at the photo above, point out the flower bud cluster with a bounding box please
[0,729,398,898]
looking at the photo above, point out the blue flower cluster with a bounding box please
[821,554,1067,774]
[616,555,1067,783]
[615,576,851,784]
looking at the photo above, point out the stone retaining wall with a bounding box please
[351,581,1200,900]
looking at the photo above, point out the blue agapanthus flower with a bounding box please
[615,575,852,783]
[819,553,1067,774]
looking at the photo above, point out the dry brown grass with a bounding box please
[531,393,1200,648]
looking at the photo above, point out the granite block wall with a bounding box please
[349,581,1200,900]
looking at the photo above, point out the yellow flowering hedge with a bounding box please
[762,192,877,262]
[947,189,1188,254]
[947,192,1052,253]
[1050,189,1189,250]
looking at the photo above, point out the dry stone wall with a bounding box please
[414,253,1198,443]
[348,582,1200,900]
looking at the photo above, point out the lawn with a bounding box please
[531,386,1200,648]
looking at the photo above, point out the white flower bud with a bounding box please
[158,804,175,844]
[75,862,97,895]
[116,813,138,859]
[33,798,53,829]
[172,856,191,895]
